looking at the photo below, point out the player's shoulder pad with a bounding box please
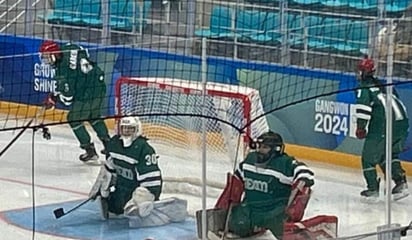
[138,135,149,141]
[111,135,122,142]
[291,158,308,166]
[276,153,294,162]
[132,136,152,148]
[244,151,258,164]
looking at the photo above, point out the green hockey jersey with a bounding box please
[54,43,106,103]
[107,135,162,200]
[355,76,409,138]
[235,152,314,212]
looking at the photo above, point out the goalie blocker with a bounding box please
[196,173,338,239]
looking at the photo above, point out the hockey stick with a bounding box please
[287,181,306,207]
[400,221,412,237]
[53,198,92,219]
[220,204,234,240]
[335,220,412,240]
[0,106,46,158]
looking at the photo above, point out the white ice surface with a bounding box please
[0,124,411,240]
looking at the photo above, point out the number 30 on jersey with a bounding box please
[145,154,159,166]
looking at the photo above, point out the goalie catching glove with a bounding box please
[89,162,117,200]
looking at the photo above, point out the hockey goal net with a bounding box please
[115,77,268,192]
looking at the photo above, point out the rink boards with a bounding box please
[1,101,411,176]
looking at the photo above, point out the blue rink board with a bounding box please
[0,199,198,240]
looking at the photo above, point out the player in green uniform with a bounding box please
[355,57,409,201]
[89,116,163,219]
[39,40,110,163]
[228,131,314,239]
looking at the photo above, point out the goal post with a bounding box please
[115,77,269,190]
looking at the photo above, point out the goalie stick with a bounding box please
[221,203,234,240]
[0,106,48,158]
[287,181,306,207]
[53,198,92,219]
[334,221,412,240]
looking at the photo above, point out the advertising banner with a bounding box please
[1,35,411,161]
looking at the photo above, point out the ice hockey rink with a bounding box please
[0,123,411,240]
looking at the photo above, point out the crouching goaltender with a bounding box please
[88,116,188,227]
[197,131,338,239]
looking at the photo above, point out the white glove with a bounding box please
[89,164,116,200]
[124,187,155,217]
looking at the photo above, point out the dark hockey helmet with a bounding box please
[255,131,285,164]
[39,40,62,65]
[357,56,375,80]
[256,131,284,153]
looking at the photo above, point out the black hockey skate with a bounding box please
[360,189,379,203]
[79,143,99,164]
[392,177,409,201]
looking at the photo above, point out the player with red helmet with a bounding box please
[357,56,375,80]
[38,40,62,65]
[355,56,409,201]
[39,40,110,163]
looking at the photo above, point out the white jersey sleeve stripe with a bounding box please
[243,163,293,185]
[141,180,162,187]
[110,152,138,164]
[137,170,162,181]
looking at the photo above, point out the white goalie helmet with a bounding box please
[119,116,142,147]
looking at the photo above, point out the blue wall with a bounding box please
[1,34,411,161]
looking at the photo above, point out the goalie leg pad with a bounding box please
[98,197,109,220]
[283,215,338,240]
[125,197,188,228]
[215,173,244,209]
[123,187,155,217]
[195,208,228,239]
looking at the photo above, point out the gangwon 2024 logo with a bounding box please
[314,99,363,138]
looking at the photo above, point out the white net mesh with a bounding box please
[115,77,269,193]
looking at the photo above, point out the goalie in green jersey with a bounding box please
[39,40,110,163]
[207,131,314,239]
[355,56,409,202]
[88,116,187,227]
[88,116,169,219]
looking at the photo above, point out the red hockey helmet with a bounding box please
[39,40,61,65]
[358,57,375,74]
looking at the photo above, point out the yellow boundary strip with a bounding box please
[286,144,412,176]
[1,101,411,176]
[0,101,116,129]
